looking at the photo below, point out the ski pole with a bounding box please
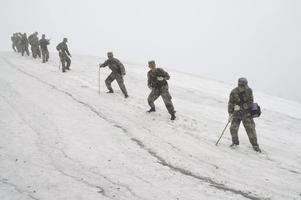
[98,67,100,95]
[215,115,233,146]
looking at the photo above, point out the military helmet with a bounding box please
[238,77,248,86]
[148,60,155,65]
[63,38,68,42]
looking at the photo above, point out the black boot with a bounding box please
[147,107,156,113]
[106,90,114,93]
[171,113,176,120]
[230,142,239,148]
[124,94,129,98]
[253,145,261,153]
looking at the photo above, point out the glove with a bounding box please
[228,114,233,122]
[234,105,240,111]
[157,76,164,81]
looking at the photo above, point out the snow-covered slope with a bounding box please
[0,52,300,200]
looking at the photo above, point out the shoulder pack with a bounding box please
[250,103,261,118]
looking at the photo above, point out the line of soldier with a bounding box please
[10,34,261,152]
[12,33,71,73]
[11,32,50,63]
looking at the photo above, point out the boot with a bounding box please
[171,113,176,120]
[147,107,156,113]
[230,142,239,148]
[124,94,129,98]
[106,90,114,93]
[253,145,261,153]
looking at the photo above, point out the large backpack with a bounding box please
[250,103,261,118]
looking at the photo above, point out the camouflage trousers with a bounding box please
[21,45,29,56]
[148,85,175,114]
[105,72,128,96]
[41,48,49,63]
[230,116,258,147]
[31,45,41,58]
[59,53,71,72]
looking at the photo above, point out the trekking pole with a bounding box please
[98,67,100,95]
[215,115,233,146]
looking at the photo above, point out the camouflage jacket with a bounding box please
[29,35,39,46]
[147,68,170,89]
[20,35,29,45]
[39,38,50,50]
[100,58,125,75]
[56,42,70,56]
[228,87,254,116]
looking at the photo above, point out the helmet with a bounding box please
[148,60,155,65]
[238,77,248,86]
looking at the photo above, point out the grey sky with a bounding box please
[1,0,300,102]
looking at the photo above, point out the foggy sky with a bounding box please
[0,0,300,102]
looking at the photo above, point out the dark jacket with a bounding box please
[56,42,70,56]
[39,38,50,50]
[147,68,170,89]
[228,87,254,116]
[100,58,125,75]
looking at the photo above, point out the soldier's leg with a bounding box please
[41,49,46,62]
[115,75,128,96]
[147,88,160,110]
[46,50,49,62]
[105,73,116,92]
[21,47,24,56]
[65,56,71,69]
[37,48,41,58]
[61,57,66,72]
[230,117,241,145]
[26,47,30,56]
[160,86,175,114]
[31,46,35,58]
[242,117,259,147]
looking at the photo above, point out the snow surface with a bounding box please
[0,52,300,200]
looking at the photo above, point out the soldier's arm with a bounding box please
[228,91,235,114]
[99,60,109,68]
[65,46,71,56]
[56,43,61,51]
[147,72,152,89]
[244,89,254,110]
[118,61,126,75]
[161,69,170,80]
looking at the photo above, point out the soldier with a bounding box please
[28,32,41,58]
[39,34,50,63]
[228,78,261,152]
[99,52,129,98]
[56,38,71,72]
[147,60,176,120]
[16,33,23,53]
[20,33,30,56]
[11,33,17,52]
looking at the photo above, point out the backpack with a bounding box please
[250,103,261,118]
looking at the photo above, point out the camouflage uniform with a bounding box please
[15,33,22,53]
[228,78,259,149]
[147,66,175,116]
[56,39,71,72]
[39,36,50,63]
[11,34,17,52]
[20,34,30,56]
[28,33,41,58]
[99,55,128,97]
